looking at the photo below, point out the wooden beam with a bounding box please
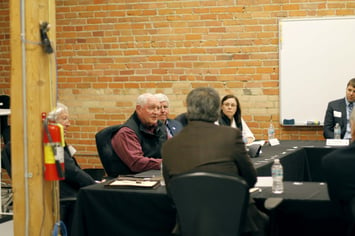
[10,0,58,235]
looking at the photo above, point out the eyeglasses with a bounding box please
[223,103,236,108]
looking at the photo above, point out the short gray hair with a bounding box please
[48,102,68,121]
[155,93,169,105]
[186,87,220,122]
[136,93,155,106]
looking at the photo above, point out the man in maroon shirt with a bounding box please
[111,93,167,173]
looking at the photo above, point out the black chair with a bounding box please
[168,172,249,236]
[175,112,188,127]
[83,168,106,180]
[0,95,10,144]
[95,125,131,178]
[346,197,355,236]
[60,197,77,235]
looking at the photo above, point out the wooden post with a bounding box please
[10,0,58,235]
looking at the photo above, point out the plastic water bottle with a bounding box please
[268,122,275,140]
[334,123,341,139]
[271,159,283,194]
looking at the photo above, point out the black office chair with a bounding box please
[95,125,132,178]
[175,112,188,127]
[346,197,355,236]
[0,95,10,144]
[168,172,249,236]
[83,168,106,180]
[60,196,77,235]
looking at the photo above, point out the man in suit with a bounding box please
[323,78,355,139]
[161,87,268,236]
[155,93,183,137]
[111,93,167,173]
[322,108,355,230]
[48,103,97,198]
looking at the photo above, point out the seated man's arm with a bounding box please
[323,102,335,139]
[111,127,161,173]
[64,150,95,187]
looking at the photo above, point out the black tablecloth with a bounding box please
[253,182,347,236]
[253,140,337,182]
[71,140,343,236]
[71,184,175,236]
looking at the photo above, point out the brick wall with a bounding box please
[0,0,10,94]
[1,1,355,169]
[0,0,10,181]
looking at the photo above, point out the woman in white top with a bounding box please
[216,94,255,144]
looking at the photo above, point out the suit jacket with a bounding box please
[60,145,95,198]
[323,98,347,139]
[322,141,355,204]
[162,121,267,233]
[166,118,183,136]
[162,121,256,186]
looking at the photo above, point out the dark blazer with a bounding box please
[60,145,95,198]
[162,121,267,234]
[323,98,347,139]
[166,118,183,136]
[322,141,355,204]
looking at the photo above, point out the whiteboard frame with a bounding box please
[279,16,355,126]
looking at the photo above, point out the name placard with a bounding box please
[268,138,280,146]
[326,139,349,146]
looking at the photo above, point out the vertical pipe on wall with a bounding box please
[20,0,30,235]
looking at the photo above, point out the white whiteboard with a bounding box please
[279,16,355,126]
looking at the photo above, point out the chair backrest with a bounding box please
[168,172,249,236]
[95,125,131,178]
[346,197,355,236]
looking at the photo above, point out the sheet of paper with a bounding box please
[246,140,266,146]
[255,176,273,187]
[109,180,159,188]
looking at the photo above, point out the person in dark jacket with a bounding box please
[48,102,96,198]
[155,93,183,137]
[162,87,268,236]
[323,108,355,226]
[48,102,97,233]
[111,93,167,173]
[323,78,355,139]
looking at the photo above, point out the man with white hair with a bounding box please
[155,93,183,138]
[111,93,167,173]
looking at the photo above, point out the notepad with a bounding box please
[105,177,160,189]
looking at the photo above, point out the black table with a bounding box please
[253,140,337,181]
[71,184,175,236]
[253,182,347,236]
[71,140,343,236]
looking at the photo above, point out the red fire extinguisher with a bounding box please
[42,112,65,181]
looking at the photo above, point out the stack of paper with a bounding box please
[105,176,160,189]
